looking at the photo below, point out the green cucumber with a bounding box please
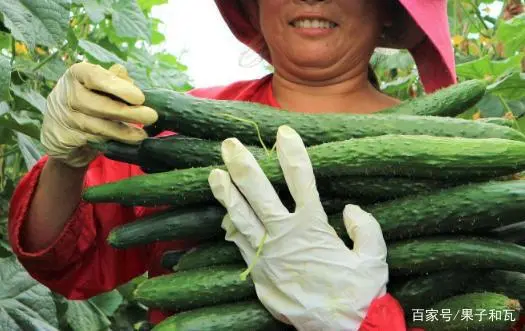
[389,270,478,314]
[378,79,487,116]
[173,237,525,277]
[136,239,525,312]
[139,135,453,201]
[143,85,525,147]
[370,180,525,241]
[466,270,525,306]
[107,206,225,249]
[388,237,525,276]
[175,242,239,272]
[83,135,525,207]
[410,292,521,331]
[107,180,525,249]
[152,301,289,331]
[107,197,351,249]
[477,117,514,128]
[88,140,173,173]
[160,250,186,271]
[140,135,268,169]
[488,221,525,243]
[133,265,254,310]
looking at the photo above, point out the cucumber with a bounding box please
[488,221,525,243]
[88,140,173,173]
[152,301,290,331]
[107,206,224,249]
[370,180,525,241]
[410,292,521,331]
[138,135,453,201]
[137,245,525,313]
[160,250,186,271]
[175,242,239,272]
[140,135,268,169]
[143,85,525,147]
[107,180,525,249]
[378,79,487,116]
[388,237,525,277]
[477,117,514,128]
[389,270,478,314]
[107,197,352,249]
[88,140,142,164]
[173,237,525,277]
[83,135,525,207]
[466,270,525,306]
[133,265,254,310]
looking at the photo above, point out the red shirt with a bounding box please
[10,74,522,330]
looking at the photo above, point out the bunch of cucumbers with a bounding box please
[84,79,525,331]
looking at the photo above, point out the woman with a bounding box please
[9,0,457,330]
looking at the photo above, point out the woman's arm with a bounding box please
[23,158,87,252]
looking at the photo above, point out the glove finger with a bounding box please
[71,79,157,125]
[276,125,322,210]
[71,62,145,106]
[221,138,289,228]
[209,168,266,248]
[109,64,133,83]
[70,111,148,144]
[343,204,387,260]
[221,214,257,265]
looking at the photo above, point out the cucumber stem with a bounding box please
[240,232,268,281]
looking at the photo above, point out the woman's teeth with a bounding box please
[292,19,337,29]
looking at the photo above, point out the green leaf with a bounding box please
[65,300,110,331]
[0,0,70,50]
[89,290,123,317]
[37,56,67,83]
[495,13,525,57]
[0,54,11,102]
[16,132,44,169]
[0,256,59,331]
[78,39,124,65]
[81,0,111,24]
[124,61,151,89]
[138,0,168,11]
[0,103,40,139]
[0,239,12,258]
[456,54,523,81]
[488,72,525,100]
[111,0,151,41]
[477,94,506,118]
[0,31,11,50]
[10,84,46,114]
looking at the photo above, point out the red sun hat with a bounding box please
[214,0,457,93]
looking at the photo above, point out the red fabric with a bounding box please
[214,0,457,93]
[10,75,406,329]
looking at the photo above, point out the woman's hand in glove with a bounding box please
[42,62,158,168]
[208,125,389,331]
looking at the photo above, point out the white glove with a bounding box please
[42,62,158,168]
[208,125,389,331]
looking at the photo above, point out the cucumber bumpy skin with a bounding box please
[172,237,525,277]
[83,135,525,207]
[152,301,290,331]
[143,87,525,148]
[135,238,525,312]
[107,179,525,249]
[378,79,487,117]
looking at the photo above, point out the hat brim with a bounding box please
[214,0,457,93]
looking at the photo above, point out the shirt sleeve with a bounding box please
[8,155,151,299]
[359,294,424,331]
